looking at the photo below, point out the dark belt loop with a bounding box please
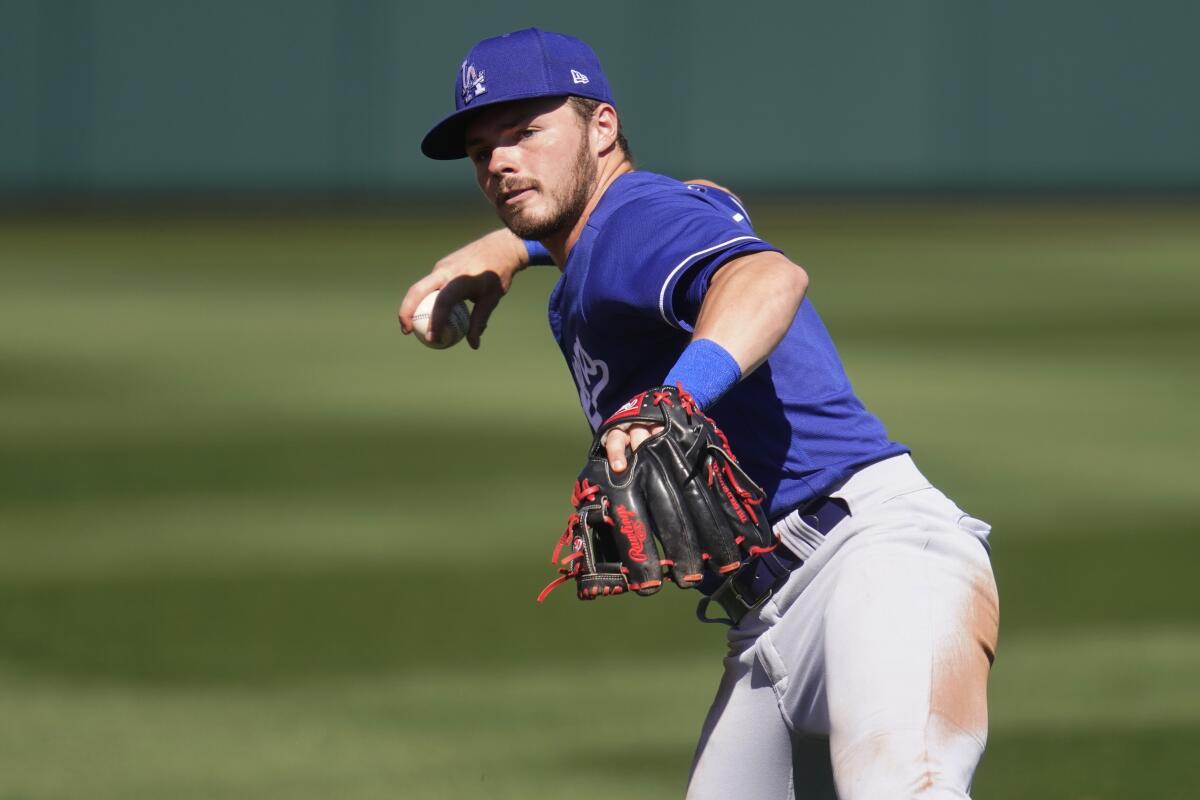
[695,495,851,627]
[696,561,772,625]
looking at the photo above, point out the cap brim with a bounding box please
[420,106,481,161]
[421,92,590,160]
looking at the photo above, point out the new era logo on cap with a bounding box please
[570,69,589,85]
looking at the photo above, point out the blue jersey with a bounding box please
[547,171,908,521]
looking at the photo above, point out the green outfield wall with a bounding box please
[2,0,1197,194]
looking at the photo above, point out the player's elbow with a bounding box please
[787,259,809,300]
[767,253,808,306]
[750,252,808,327]
[713,250,808,313]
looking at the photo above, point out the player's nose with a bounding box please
[486,146,519,177]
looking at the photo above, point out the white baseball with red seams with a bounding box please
[412,290,469,349]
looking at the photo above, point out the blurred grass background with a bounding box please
[1,203,1198,798]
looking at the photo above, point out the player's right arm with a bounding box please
[398,228,532,349]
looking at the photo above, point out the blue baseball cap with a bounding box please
[421,28,615,160]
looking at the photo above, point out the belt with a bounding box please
[696,495,850,626]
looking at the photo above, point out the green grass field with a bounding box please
[2,203,1198,798]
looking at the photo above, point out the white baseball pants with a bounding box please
[687,454,1000,799]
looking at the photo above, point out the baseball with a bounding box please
[412,290,469,349]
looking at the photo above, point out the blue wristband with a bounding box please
[523,239,554,266]
[663,339,742,410]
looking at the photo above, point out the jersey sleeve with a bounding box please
[586,187,781,332]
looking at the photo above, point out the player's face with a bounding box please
[464,98,597,241]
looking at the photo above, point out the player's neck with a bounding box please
[543,158,634,268]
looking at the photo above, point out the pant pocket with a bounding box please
[956,514,992,537]
[754,632,790,699]
[955,513,993,554]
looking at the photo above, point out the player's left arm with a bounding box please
[692,250,808,374]
[603,250,808,470]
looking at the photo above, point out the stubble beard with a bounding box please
[498,139,597,242]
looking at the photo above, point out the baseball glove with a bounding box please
[537,385,776,602]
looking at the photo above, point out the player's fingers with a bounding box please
[434,272,503,347]
[605,427,632,473]
[629,425,652,452]
[429,275,474,344]
[427,279,460,342]
[628,424,664,452]
[398,273,447,334]
[466,287,501,350]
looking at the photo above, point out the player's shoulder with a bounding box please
[597,172,734,222]
[591,172,755,251]
[679,180,753,225]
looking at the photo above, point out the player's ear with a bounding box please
[592,103,620,155]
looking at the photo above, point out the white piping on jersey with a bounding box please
[657,235,762,329]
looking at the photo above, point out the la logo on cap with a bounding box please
[570,69,590,85]
[461,61,487,104]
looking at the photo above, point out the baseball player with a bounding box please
[399,28,999,799]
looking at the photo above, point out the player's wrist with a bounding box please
[664,339,742,410]
[523,239,555,266]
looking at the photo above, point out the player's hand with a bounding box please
[603,422,665,473]
[398,229,529,349]
[537,386,773,603]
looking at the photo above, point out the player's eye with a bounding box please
[471,148,491,165]
[519,128,537,140]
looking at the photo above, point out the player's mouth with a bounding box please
[498,186,536,207]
